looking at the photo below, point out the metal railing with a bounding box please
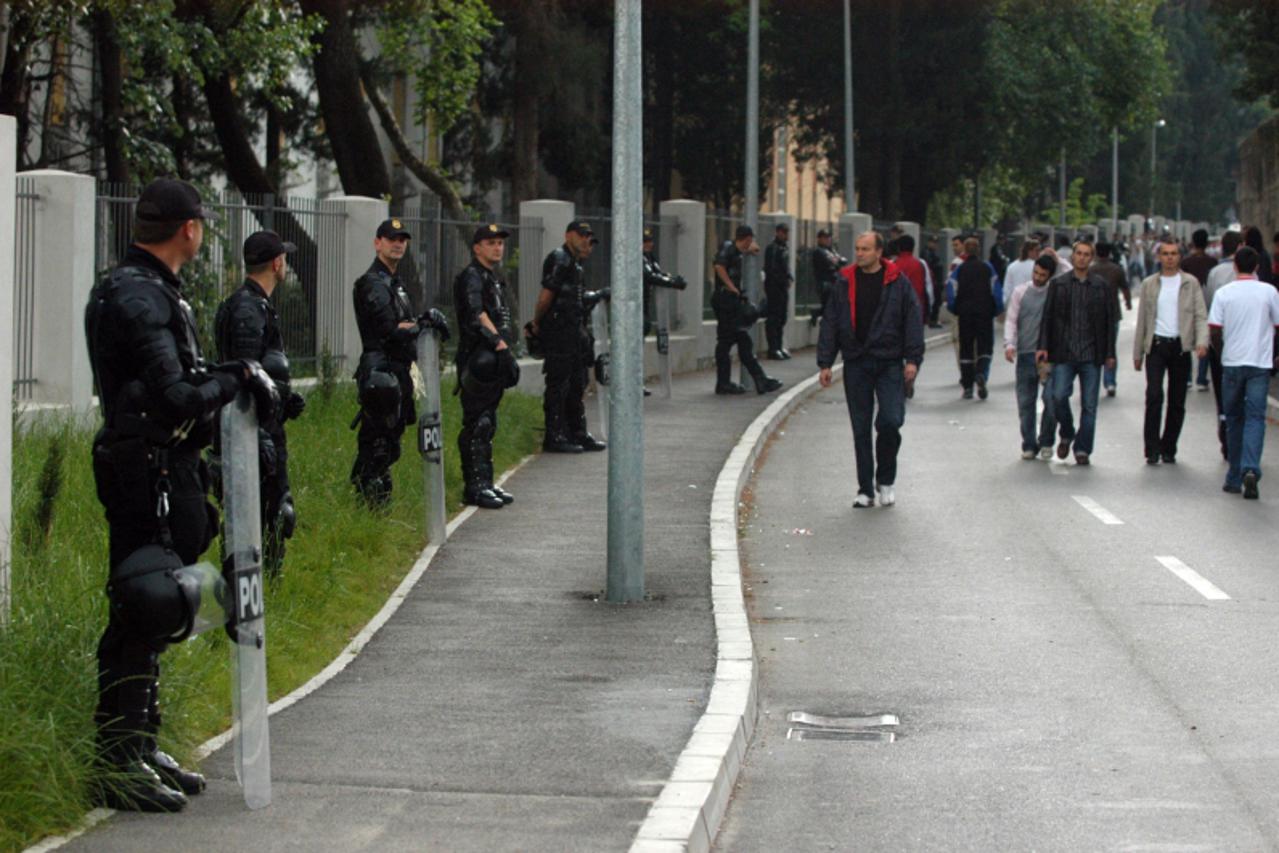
[13,178,38,399]
[94,183,348,374]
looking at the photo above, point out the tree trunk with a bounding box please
[647,12,676,213]
[299,0,391,198]
[510,3,548,205]
[92,8,128,184]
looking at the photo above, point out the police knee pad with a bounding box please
[473,412,495,443]
[359,369,403,430]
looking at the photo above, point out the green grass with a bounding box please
[0,378,543,852]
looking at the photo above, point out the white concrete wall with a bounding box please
[18,170,96,411]
[894,221,921,252]
[659,199,707,355]
[328,196,389,372]
[838,212,872,258]
[1,116,15,621]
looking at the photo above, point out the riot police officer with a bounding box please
[453,223,520,508]
[85,179,278,812]
[214,230,306,577]
[712,225,783,395]
[810,228,847,326]
[349,219,419,506]
[763,222,793,359]
[642,226,687,337]
[531,220,609,453]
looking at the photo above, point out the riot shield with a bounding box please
[591,300,611,440]
[171,561,228,638]
[220,390,271,810]
[656,289,673,399]
[415,328,447,545]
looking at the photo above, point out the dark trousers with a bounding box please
[1209,344,1227,455]
[262,428,290,576]
[351,388,412,506]
[543,350,588,439]
[714,294,765,389]
[929,274,944,324]
[1142,337,1191,457]
[459,382,504,488]
[957,314,993,389]
[92,446,212,761]
[842,356,906,497]
[764,282,789,352]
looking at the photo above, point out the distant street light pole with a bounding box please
[739,0,760,387]
[843,0,855,208]
[605,0,643,603]
[1111,126,1119,235]
[1149,118,1166,219]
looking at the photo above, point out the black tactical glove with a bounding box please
[282,391,306,421]
[583,288,611,310]
[239,359,280,429]
[672,275,688,291]
[418,308,451,342]
[498,347,521,388]
[278,492,297,539]
[258,429,278,478]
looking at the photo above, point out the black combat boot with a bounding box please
[753,374,783,394]
[574,432,607,452]
[145,680,205,795]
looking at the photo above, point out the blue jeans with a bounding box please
[1051,361,1102,456]
[1221,365,1270,488]
[1015,353,1058,452]
[1103,321,1119,389]
[1195,352,1210,387]
[842,356,906,497]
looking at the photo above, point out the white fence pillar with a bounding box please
[517,200,575,332]
[839,212,872,258]
[1,115,15,622]
[328,196,388,373]
[19,170,96,411]
[658,199,706,346]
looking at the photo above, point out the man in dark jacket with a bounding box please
[946,236,1003,400]
[763,222,793,359]
[1036,240,1118,465]
[817,231,925,508]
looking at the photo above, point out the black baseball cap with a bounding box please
[816,228,831,238]
[376,218,412,239]
[643,227,655,241]
[567,220,600,245]
[734,225,754,240]
[135,178,207,222]
[472,222,510,244]
[243,230,296,265]
[774,222,789,232]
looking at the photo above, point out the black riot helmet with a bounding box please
[359,369,402,429]
[260,350,290,385]
[107,545,204,644]
[462,348,503,396]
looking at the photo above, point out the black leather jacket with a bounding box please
[453,258,513,364]
[714,240,744,291]
[353,259,417,371]
[85,246,238,450]
[764,239,792,287]
[1037,272,1118,365]
[215,278,285,363]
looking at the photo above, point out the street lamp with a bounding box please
[1149,118,1166,220]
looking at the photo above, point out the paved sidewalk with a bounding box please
[61,355,821,853]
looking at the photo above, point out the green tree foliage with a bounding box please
[1210,0,1279,108]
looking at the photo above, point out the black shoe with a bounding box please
[756,377,784,394]
[1057,440,1071,460]
[145,750,206,796]
[463,487,505,509]
[1243,471,1259,500]
[715,383,748,395]
[490,485,515,504]
[543,436,584,453]
[779,349,792,360]
[1146,452,1160,465]
[575,433,608,451]
[1075,452,1090,466]
[962,387,974,399]
[977,382,988,401]
[1161,452,1176,464]
[1105,385,1116,398]
[767,349,785,360]
[1223,483,1243,494]
[93,760,189,813]
[643,387,652,397]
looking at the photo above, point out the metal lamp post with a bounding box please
[1149,118,1166,219]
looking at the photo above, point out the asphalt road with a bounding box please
[718,315,1279,852]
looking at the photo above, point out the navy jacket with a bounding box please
[816,260,925,368]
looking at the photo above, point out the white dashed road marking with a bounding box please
[1072,495,1124,525]
[1155,555,1231,601]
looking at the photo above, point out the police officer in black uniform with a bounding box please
[810,228,847,327]
[531,220,609,453]
[453,223,520,508]
[763,222,793,359]
[713,225,783,395]
[85,179,279,812]
[214,230,306,577]
[642,226,687,337]
[349,219,420,506]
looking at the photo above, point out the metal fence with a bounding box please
[94,183,348,374]
[12,178,38,400]
[565,208,679,332]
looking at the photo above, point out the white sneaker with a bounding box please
[1039,447,1053,460]
[876,485,895,507]
[1021,450,1036,460]
[853,493,875,508]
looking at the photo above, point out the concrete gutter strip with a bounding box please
[629,329,953,853]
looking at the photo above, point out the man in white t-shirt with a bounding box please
[1207,246,1279,499]
[1002,238,1041,297]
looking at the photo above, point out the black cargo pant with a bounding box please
[764,280,789,353]
[262,426,290,575]
[351,368,414,506]
[92,441,213,762]
[957,313,993,390]
[459,379,505,489]
[542,327,590,441]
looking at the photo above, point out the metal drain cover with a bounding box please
[787,711,899,729]
[787,728,896,742]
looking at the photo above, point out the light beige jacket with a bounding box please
[1133,271,1209,359]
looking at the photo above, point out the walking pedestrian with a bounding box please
[1091,242,1131,397]
[816,232,925,508]
[893,233,931,327]
[1243,226,1274,286]
[1133,237,1208,464]
[1208,246,1279,499]
[1181,229,1217,391]
[1036,240,1118,465]
[922,235,945,328]
[1004,254,1060,459]
[712,225,783,395]
[1002,238,1040,298]
[946,236,1003,400]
